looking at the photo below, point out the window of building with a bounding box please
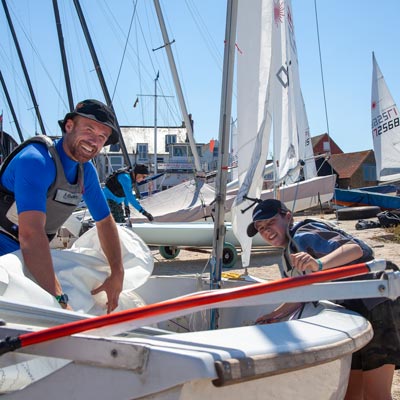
[213,145,219,157]
[323,141,331,152]
[137,143,148,162]
[188,145,203,157]
[363,164,377,181]
[165,134,177,152]
[173,146,187,157]
[107,155,124,175]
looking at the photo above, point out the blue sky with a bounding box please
[0,0,399,154]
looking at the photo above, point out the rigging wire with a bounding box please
[185,0,223,72]
[110,0,138,102]
[61,1,97,99]
[146,2,181,126]
[7,2,68,113]
[134,10,145,125]
[125,1,181,127]
[314,0,331,147]
[158,0,192,119]
[314,0,336,209]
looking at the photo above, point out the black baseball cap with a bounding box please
[134,164,149,175]
[247,199,289,237]
[58,99,119,146]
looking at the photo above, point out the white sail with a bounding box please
[273,0,316,184]
[272,0,300,184]
[371,52,400,183]
[232,0,318,266]
[231,0,274,266]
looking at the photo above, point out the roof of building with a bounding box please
[328,150,374,178]
[311,133,343,154]
[311,133,327,147]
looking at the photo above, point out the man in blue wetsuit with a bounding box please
[0,99,124,314]
[103,164,154,223]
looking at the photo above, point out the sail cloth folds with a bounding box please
[371,52,400,183]
[232,0,317,266]
[232,0,274,267]
[272,0,316,185]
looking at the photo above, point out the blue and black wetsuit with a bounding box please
[0,136,110,254]
[103,170,144,222]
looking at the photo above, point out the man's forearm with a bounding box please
[19,232,63,296]
[18,211,63,297]
[319,243,363,269]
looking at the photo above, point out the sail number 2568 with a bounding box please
[372,107,399,138]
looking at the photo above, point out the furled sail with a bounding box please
[371,52,400,183]
[232,0,316,266]
[232,0,274,266]
[273,0,316,185]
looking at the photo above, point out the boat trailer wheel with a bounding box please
[222,242,237,268]
[159,245,181,259]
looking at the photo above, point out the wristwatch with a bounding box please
[55,293,69,306]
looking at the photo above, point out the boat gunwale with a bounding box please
[213,322,373,386]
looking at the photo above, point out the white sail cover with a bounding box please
[130,180,237,222]
[233,0,316,266]
[371,52,400,183]
[0,225,153,314]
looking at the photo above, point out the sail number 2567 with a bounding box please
[372,107,399,138]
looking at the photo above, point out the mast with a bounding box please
[154,72,159,174]
[73,0,132,171]
[0,70,24,142]
[153,0,203,174]
[1,0,46,135]
[52,0,74,111]
[209,0,238,328]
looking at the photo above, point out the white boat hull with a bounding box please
[0,296,370,400]
[0,225,379,400]
[130,221,266,247]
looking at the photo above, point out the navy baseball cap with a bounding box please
[247,199,289,237]
[58,99,119,146]
[134,164,149,175]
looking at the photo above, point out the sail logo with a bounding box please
[372,107,399,137]
[273,0,284,26]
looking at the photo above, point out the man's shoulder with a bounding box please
[292,218,342,235]
[16,142,53,165]
[117,171,131,183]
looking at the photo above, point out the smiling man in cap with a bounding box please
[248,198,400,399]
[247,199,291,247]
[0,99,124,314]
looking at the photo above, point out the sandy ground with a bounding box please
[149,211,400,398]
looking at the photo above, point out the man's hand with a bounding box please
[255,302,303,324]
[142,210,154,221]
[91,270,124,314]
[290,252,319,272]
